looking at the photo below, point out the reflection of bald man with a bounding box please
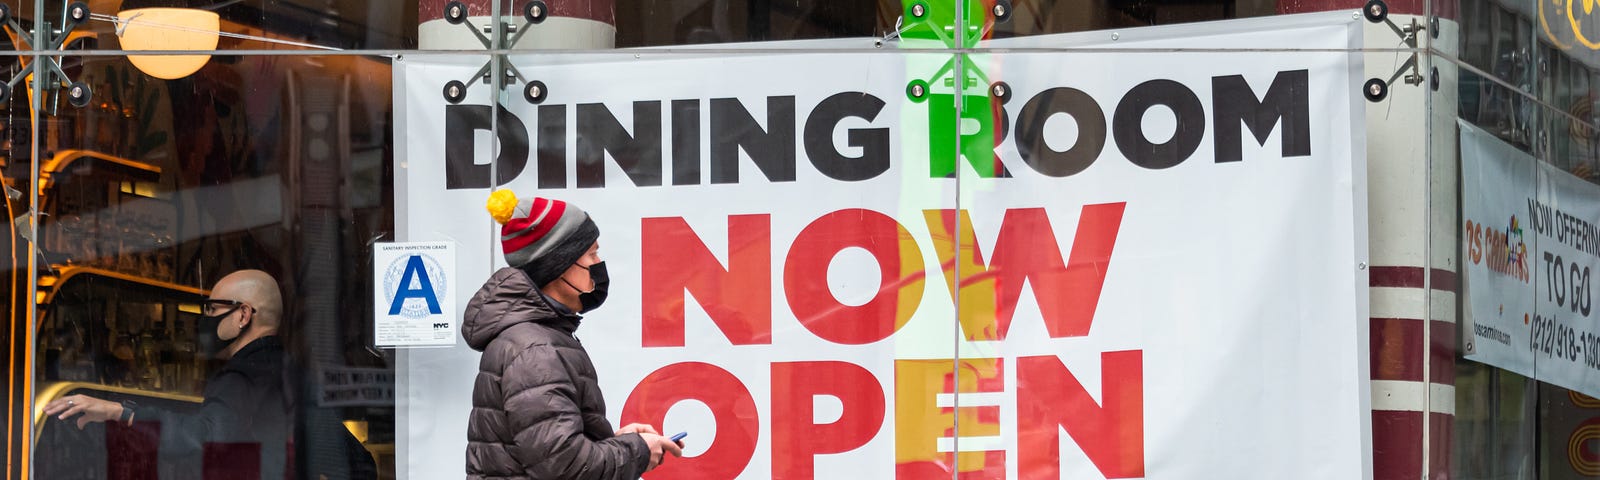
[208,269,283,359]
[43,270,319,479]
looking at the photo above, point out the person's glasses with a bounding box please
[203,298,247,317]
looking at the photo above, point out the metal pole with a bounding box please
[24,1,46,477]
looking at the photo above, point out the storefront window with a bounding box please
[6,0,1596,478]
[3,0,401,475]
[1443,0,1600,474]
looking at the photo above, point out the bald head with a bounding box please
[212,269,283,330]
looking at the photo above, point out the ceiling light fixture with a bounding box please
[113,8,220,80]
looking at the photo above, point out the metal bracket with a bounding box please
[895,0,1013,100]
[879,0,1011,47]
[1365,5,1426,49]
[439,0,547,105]
[0,1,94,111]
[1361,0,1426,103]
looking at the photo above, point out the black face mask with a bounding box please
[195,301,248,358]
[196,311,232,358]
[563,261,609,313]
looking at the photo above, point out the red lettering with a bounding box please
[923,209,1003,341]
[924,204,1124,340]
[642,215,772,346]
[1466,220,1482,265]
[621,362,759,479]
[893,358,1006,479]
[770,361,885,479]
[784,209,925,345]
[1017,351,1144,479]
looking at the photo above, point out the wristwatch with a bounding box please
[118,400,137,425]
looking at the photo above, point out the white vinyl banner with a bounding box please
[395,13,1369,480]
[1462,121,1600,399]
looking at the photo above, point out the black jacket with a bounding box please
[128,335,376,479]
[127,336,293,479]
[463,267,650,480]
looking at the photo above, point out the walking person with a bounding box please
[464,191,682,480]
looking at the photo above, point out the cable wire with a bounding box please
[88,12,343,51]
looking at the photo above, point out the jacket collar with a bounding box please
[462,267,584,350]
[534,290,582,335]
[232,335,283,361]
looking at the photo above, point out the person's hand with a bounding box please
[638,432,684,471]
[41,395,122,430]
[616,423,659,436]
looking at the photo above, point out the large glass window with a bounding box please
[6,0,1570,478]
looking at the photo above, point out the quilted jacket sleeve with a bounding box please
[503,344,651,480]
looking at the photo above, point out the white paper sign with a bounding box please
[374,241,458,347]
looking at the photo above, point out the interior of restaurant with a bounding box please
[0,0,1291,478]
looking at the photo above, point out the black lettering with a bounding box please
[1211,70,1311,163]
[711,96,796,183]
[1540,202,1548,235]
[804,92,890,181]
[1113,79,1205,170]
[1015,87,1106,177]
[1530,199,1543,235]
[577,101,664,188]
[444,104,529,189]
[537,104,566,189]
[672,99,701,185]
[1558,255,1569,307]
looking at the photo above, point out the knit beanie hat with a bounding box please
[485,190,600,287]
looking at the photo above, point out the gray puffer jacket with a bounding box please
[463,267,650,480]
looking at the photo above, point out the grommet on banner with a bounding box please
[993,0,1013,23]
[0,3,12,24]
[1430,67,1440,91]
[907,80,929,103]
[443,80,467,104]
[525,1,548,24]
[524,80,547,104]
[65,82,91,108]
[1363,78,1387,102]
[990,81,1011,104]
[1362,0,1387,23]
[445,1,468,24]
[908,2,928,19]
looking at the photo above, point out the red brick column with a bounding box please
[1369,266,1458,480]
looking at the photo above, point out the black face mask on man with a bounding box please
[561,261,609,313]
[197,313,230,357]
[196,302,246,357]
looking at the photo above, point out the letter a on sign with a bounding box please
[374,241,456,347]
[391,255,443,315]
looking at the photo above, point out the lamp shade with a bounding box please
[116,8,220,80]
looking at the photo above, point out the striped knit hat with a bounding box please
[485,190,600,287]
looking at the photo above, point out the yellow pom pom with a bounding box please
[485,190,519,225]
